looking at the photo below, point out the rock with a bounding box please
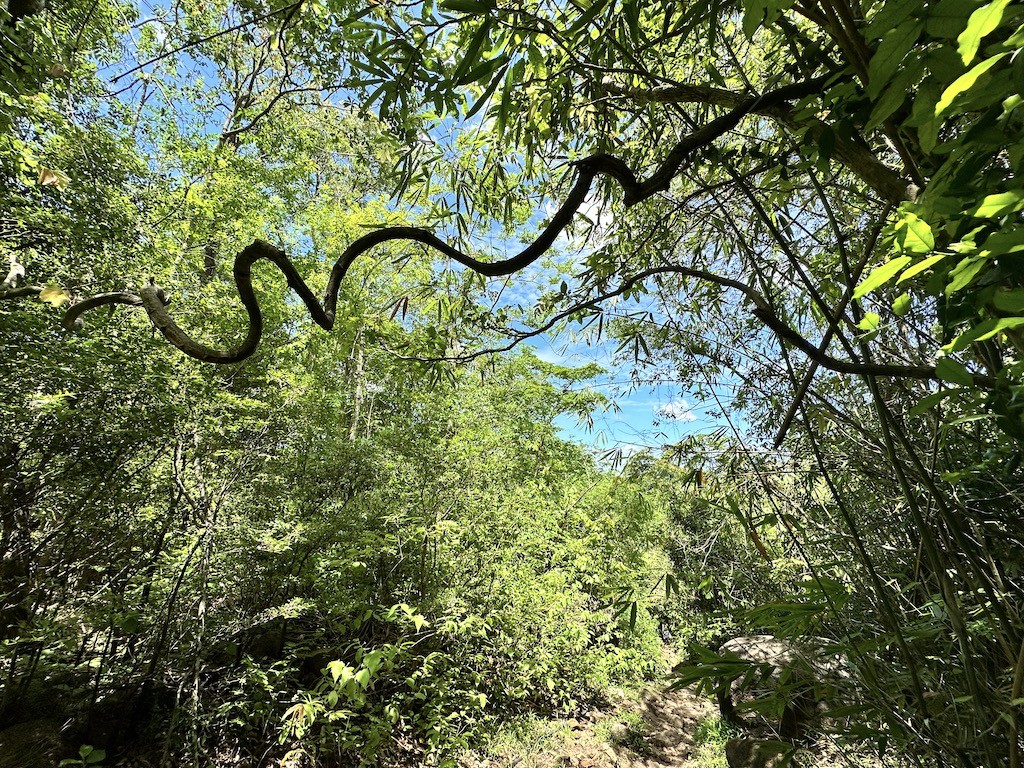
[608,721,630,742]
[719,636,845,679]
[725,738,794,768]
[0,719,71,768]
[715,635,847,739]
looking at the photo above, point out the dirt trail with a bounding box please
[464,683,716,768]
[610,685,713,768]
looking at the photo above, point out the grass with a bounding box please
[594,709,653,756]
[464,715,571,767]
[689,714,742,768]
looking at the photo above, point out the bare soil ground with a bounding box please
[461,685,717,768]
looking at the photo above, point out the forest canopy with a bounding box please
[1,0,1023,766]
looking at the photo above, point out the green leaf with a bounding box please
[355,668,371,688]
[867,20,923,98]
[957,0,1011,64]
[866,66,920,131]
[742,0,768,38]
[464,60,507,118]
[935,357,974,384]
[894,212,935,254]
[968,189,1024,217]
[927,0,980,39]
[935,52,1008,116]
[978,226,1024,255]
[569,0,612,32]
[866,0,919,39]
[857,312,881,331]
[945,255,987,293]
[854,257,913,298]
[440,0,492,13]
[945,317,1024,351]
[893,293,912,315]
[451,22,492,85]
[993,289,1024,312]
[909,389,958,415]
[898,253,948,283]
[328,660,352,684]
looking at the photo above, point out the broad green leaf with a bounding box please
[927,0,981,38]
[935,357,974,384]
[866,65,921,131]
[440,0,492,13]
[328,660,349,683]
[894,212,935,254]
[978,226,1024,256]
[867,21,923,98]
[742,0,769,38]
[957,0,1011,64]
[569,0,612,32]
[935,52,1008,115]
[355,668,371,688]
[893,293,912,315]
[945,317,1024,351]
[865,0,919,39]
[909,389,958,416]
[857,312,881,331]
[968,189,1024,217]
[898,253,948,283]
[945,255,987,293]
[854,257,913,298]
[993,289,1024,312]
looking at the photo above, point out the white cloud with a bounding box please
[655,399,697,422]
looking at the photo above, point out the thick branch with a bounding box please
[0,77,984,387]
[604,79,916,204]
[426,266,986,386]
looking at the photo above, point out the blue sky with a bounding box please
[527,329,737,457]
[96,4,744,456]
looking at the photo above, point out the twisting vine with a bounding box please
[1,78,974,385]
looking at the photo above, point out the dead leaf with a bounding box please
[37,167,70,191]
[48,63,68,78]
[39,284,70,307]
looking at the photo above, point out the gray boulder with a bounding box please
[716,635,846,740]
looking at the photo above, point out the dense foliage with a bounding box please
[1,0,1023,765]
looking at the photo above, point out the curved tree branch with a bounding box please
[0,77,990,387]
[602,78,916,204]
[415,266,993,386]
